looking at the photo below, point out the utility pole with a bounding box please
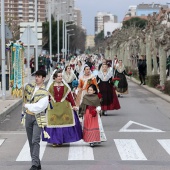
[35,0,38,71]
[1,0,6,100]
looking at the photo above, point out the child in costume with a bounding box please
[79,84,107,147]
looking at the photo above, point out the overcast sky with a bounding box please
[75,0,169,35]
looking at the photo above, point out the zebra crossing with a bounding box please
[1,137,170,161]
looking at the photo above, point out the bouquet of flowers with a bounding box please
[97,92,103,103]
[90,109,97,117]
[128,71,133,76]
[112,77,120,87]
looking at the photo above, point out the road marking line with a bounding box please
[16,140,47,161]
[0,139,5,146]
[119,120,164,132]
[114,139,147,160]
[158,139,170,155]
[68,140,94,160]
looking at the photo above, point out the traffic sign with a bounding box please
[20,26,37,45]
[0,24,13,39]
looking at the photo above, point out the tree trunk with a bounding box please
[159,45,167,86]
[146,35,152,76]
[152,39,158,75]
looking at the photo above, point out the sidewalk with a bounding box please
[127,76,170,103]
[0,71,50,120]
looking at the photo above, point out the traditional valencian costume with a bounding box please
[42,70,82,145]
[79,93,107,146]
[23,70,49,170]
[97,68,120,112]
[62,68,77,90]
[114,63,129,95]
[69,58,76,70]
[76,66,98,106]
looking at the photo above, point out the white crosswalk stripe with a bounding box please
[158,139,170,155]
[114,139,147,161]
[2,137,170,161]
[16,140,47,161]
[68,140,94,160]
[0,139,5,146]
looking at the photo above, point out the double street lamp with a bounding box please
[63,21,75,60]
[68,34,75,56]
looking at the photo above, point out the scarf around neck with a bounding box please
[116,64,125,73]
[79,94,100,116]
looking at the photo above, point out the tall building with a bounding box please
[126,6,137,17]
[86,35,95,49]
[46,0,75,22]
[0,0,46,23]
[74,8,82,28]
[136,3,168,16]
[95,12,118,35]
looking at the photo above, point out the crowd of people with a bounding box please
[23,54,133,170]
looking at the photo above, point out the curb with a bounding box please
[0,98,22,120]
[127,76,170,103]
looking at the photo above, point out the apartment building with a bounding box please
[136,3,168,16]
[95,12,118,35]
[0,0,46,23]
[74,8,82,28]
[45,0,75,22]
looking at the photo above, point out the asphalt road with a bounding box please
[0,80,170,170]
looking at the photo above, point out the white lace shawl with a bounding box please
[98,69,113,81]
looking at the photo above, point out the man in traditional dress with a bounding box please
[23,70,49,170]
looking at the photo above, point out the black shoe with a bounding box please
[90,143,94,147]
[29,165,39,170]
[140,82,143,85]
[38,164,41,170]
[143,82,146,85]
[103,111,107,116]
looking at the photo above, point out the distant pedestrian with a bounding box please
[45,55,51,75]
[138,56,147,85]
[30,56,35,75]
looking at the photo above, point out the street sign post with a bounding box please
[20,25,37,82]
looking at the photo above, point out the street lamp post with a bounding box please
[1,0,6,100]
[57,1,66,63]
[68,34,75,56]
[35,0,38,71]
[62,17,72,59]
[48,1,52,62]
[65,29,74,59]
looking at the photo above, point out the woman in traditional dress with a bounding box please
[42,70,82,146]
[97,64,120,115]
[114,60,129,96]
[69,57,76,71]
[79,84,107,147]
[76,65,98,106]
[75,60,83,78]
[62,65,77,90]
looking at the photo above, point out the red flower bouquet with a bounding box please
[90,109,97,117]
[97,93,102,99]
[112,77,120,81]
[128,72,133,76]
